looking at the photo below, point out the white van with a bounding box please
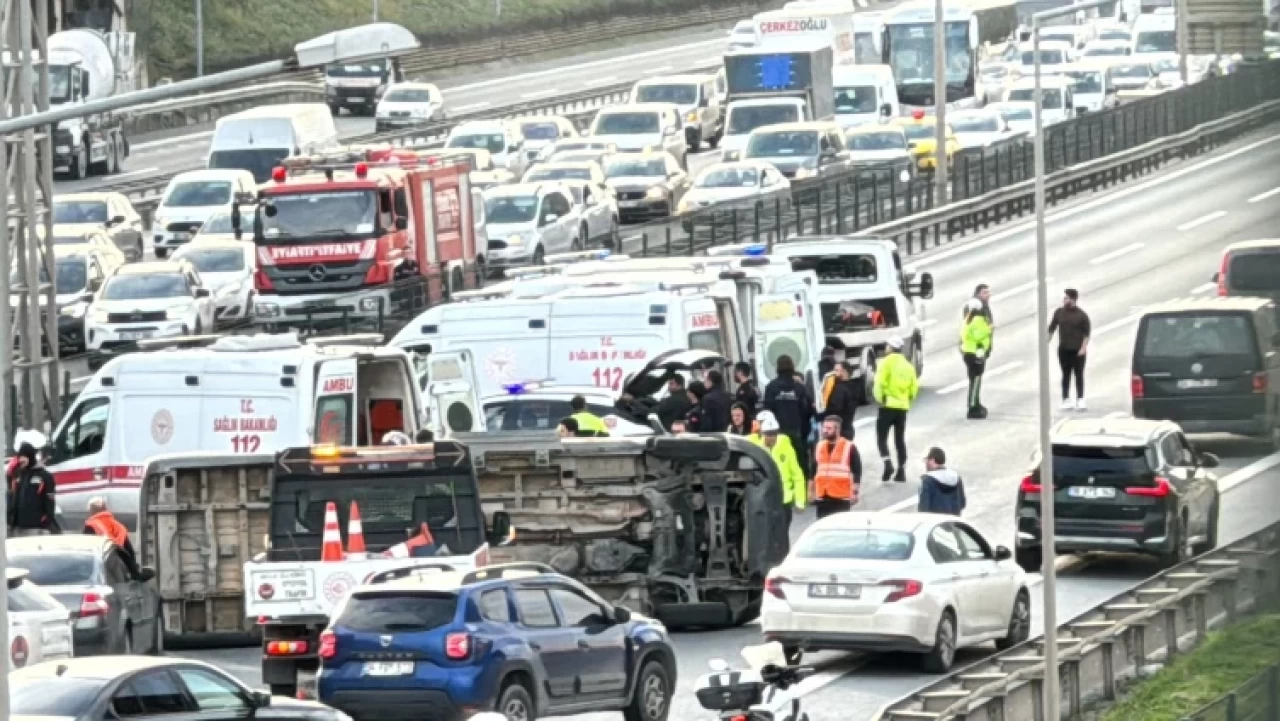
[1004,76,1076,126]
[207,104,338,184]
[833,65,899,128]
[1131,13,1177,56]
[446,120,529,178]
[46,333,430,528]
[151,169,256,258]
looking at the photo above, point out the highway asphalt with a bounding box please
[164,123,1280,720]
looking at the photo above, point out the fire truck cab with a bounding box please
[246,147,480,333]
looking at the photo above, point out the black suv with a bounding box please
[1132,296,1280,447]
[1014,418,1221,571]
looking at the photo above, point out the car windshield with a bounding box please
[1152,58,1179,72]
[1112,64,1153,78]
[521,122,561,141]
[604,157,665,177]
[526,167,593,182]
[9,258,87,294]
[52,200,109,224]
[1067,71,1104,93]
[1021,49,1066,65]
[327,62,385,77]
[1099,30,1131,41]
[848,132,907,150]
[834,85,878,114]
[595,112,661,134]
[1227,253,1280,292]
[788,253,878,284]
[384,88,434,102]
[448,133,506,154]
[996,106,1034,121]
[636,84,698,105]
[900,123,936,140]
[1050,445,1154,485]
[261,190,377,240]
[792,528,915,561]
[696,167,760,188]
[164,181,232,208]
[1085,45,1127,56]
[176,248,245,273]
[1136,30,1176,53]
[485,195,539,224]
[9,552,97,585]
[11,677,109,717]
[727,104,800,134]
[485,398,615,431]
[747,130,819,157]
[102,273,189,300]
[951,116,1001,133]
[1141,313,1257,357]
[1007,87,1064,109]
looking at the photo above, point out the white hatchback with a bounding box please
[170,239,256,324]
[761,512,1030,673]
[6,569,74,669]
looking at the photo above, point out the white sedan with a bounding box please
[761,512,1031,673]
[948,110,1015,150]
[170,239,256,325]
[7,569,73,669]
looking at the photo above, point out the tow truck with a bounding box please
[236,146,481,335]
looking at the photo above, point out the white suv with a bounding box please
[589,103,689,169]
[85,260,216,354]
[152,169,256,258]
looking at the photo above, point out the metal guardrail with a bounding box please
[1182,663,1280,721]
[873,522,1280,721]
[120,81,326,136]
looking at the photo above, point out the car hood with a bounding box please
[850,148,910,163]
[591,132,662,151]
[954,131,1005,149]
[93,297,189,314]
[53,222,106,235]
[200,271,248,292]
[748,155,814,171]
[487,221,538,238]
[623,348,726,399]
[685,186,763,205]
[1074,92,1104,107]
[377,101,434,114]
[154,206,223,223]
[606,176,664,192]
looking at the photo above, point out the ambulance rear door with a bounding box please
[313,358,358,445]
[755,293,820,388]
[426,350,485,436]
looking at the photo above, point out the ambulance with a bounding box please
[45,332,431,529]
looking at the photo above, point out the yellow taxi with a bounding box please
[892,110,961,172]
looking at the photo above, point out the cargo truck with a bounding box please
[719,43,836,160]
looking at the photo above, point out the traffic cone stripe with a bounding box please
[347,501,368,559]
[321,501,346,562]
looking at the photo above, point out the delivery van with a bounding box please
[207,104,339,183]
[46,332,429,529]
[833,65,900,128]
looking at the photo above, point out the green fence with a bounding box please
[1182,664,1280,721]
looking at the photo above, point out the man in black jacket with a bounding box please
[917,447,966,516]
[1048,288,1092,411]
[763,355,814,475]
[656,375,692,430]
[826,362,860,439]
[9,436,59,537]
[700,370,734,432]
[733,362,759,424]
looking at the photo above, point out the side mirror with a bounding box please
[195,288,211,298]
[489,511,513,545]
[911,271,935,299]
[108,214,125,226]
[395,216,408,231]
[613,605,632,623]
[699,97,709,108]
[881,103,893,117]
[542,213,559,225]
[1199,452,1220,469]
[663,126,677,137]
[251,690,271,708]
[994,545,1013,561]
[80,292,95,303]
[87,278,102,292]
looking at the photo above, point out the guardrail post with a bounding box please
[731,209,739,244]
[1192,592,1207,644]
[814,184,823,235]
[1065,658,1082,719]
[753,202,761,242]
[1269,664,1278,719]
[1131,624,1147,670]
[1223,578,1238,623]
[1226,692,1237,721]
[852,179,861,231]
[870,178,880,226]
[1030,676,1046,721]
[835,182,844,234]
[887,174,897,222]
[1163,607,1180,662]
[774,197,782,241]
[641,232,648,257]
[1101,638,1117,701]
[664,227,672,257]
[709,212,718,249]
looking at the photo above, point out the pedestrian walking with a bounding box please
[917,447,966,516]
[961,298,993,419]
[822,361,860,439]
[810,415,861,519]
[873,337,919,483]
[1049,288,1092,411]
[763,355,814,476]
[748,411,806,530]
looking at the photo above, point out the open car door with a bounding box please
[427,350,484,437]
[314,358,358,445]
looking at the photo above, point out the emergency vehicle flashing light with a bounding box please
[355,162,369,179]
[912,109,926,120]
[312,444,341,458]
[271,166,287,183]
[743,244,768,257]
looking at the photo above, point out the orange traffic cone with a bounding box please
[321,502,346,562]
[347,501,367,559]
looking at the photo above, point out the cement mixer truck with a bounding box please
[48,29,135,179]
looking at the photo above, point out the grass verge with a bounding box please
[1100,613,1280,721]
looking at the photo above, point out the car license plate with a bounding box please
[1177,378,1218,389]
[1068,486,1116,499]
[120,330,153,341]
[808,583,860,598]
[349,97,367,103]
[362,661,413,676]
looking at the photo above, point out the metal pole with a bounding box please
[933,0,948,206]
[196,0,204,76]
[372,0,379,23]
[1032,14,1059,719]
[1176,0,1188,85]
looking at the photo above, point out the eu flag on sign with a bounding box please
[758,55,793,90]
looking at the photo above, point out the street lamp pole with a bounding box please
[933,0,948,206]
[1030,3,1111,719]
[195,0,204,76]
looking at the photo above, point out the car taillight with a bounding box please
[11,636,28,668]
[882,579,923,603]
[364,262,391,286]
[1020,475,1041,494]
[1217,253,1229,296]
[1131,375,1145,399]
[318,630,337,660]
[79,592,109,618]
[445,632,470,660]
[266,640,309,656]
[1254,373,1268,394]
[764,576,788,599]
[254,269,275,292]
[1125,476,1172,497]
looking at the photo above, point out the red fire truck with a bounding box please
[245,147,480,332]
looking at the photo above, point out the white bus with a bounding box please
[882,0,1019,110]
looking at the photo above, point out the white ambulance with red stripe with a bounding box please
[45,332,429,530]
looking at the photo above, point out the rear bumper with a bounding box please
[1016,500,1173,554]
[1133,397,1270,436]
[760,597,935,651]
[324,689,461,721]
[72,626,111,655]
[319,660,495,721]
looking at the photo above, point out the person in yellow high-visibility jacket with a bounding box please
[961,298,994,419]
[748,411,806,530]
[873,337,919,483]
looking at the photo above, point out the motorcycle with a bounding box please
[693,642,815,721]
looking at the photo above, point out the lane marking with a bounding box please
[936,361,1024,395]
[442,38,723,93]
[1090,242,1143,265]
[992,277,1051,302]
[449,101,491,113]
[1247,186,1280,204]
[131,132,213,151]
[584,75,619,87]
[1105,411,1128,418]
[1218,451,1280,493]
[108,166,160,181]
[521,88,560,100]
[644,65,675,74]
[1176,210,1227,231]
[1191,282,1216,294]
[911,133,1280,269]
[1093,310,1144,337]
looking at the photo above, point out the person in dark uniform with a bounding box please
[656,375,692,431]
[8,433,58,537]
[733,362,759,423]
[700,370,733,432]
[763,355,814,477]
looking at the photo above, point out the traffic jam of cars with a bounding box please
[8,0,1274,719]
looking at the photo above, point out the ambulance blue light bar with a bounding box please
[743,244,768,257]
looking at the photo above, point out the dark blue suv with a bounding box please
[317,562,677,721]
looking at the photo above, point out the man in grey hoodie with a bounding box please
[918,447,966,516]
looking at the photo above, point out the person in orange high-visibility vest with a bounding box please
[83,497,151,581]
[810,416,862,519]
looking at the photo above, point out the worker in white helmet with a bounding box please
[747,411,806,531]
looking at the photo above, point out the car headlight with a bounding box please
[676,198,692,213]
[685,110,699,122]
[60,303,87,319]
[91,307,108,324]
[793,167,817,179]
[506,233,526,247]
[216,281,242,298]
[412,106,431,118]
[899,169,911,183]
[645,186,667,200]
[167,303,193,319]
